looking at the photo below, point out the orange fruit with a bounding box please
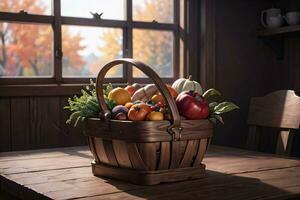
[108,87,131,105]
[151,94,165,104]
[125,102,134,109]
[146,111,164,121]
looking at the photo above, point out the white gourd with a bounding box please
[172,75,203,94]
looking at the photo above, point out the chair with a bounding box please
[246,90,300,155]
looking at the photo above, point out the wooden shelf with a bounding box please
[257,25,300,59]
[257,25,300,38]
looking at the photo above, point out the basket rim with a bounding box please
[84,118,213,142]
[86,117,213,124]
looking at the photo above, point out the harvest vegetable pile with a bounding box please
[65,76,239,126]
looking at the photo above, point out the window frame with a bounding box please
[0,0,182,86]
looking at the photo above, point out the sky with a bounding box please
[28,0,160,57]
[43,0,125,57]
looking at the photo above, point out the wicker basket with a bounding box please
[84,58,213,185]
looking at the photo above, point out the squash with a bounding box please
[132,84,178,102]
[131,84,157,102]
[108,87,131,105]
[172,75,203,94]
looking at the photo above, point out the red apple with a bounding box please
[176,91,209,120]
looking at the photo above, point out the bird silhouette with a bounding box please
[90,12,103,20]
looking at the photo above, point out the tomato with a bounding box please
[128,103,151,121]
[146,111,164,121]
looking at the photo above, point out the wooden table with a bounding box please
[1,145,300,200]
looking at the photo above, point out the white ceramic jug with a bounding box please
[261,8,284,29]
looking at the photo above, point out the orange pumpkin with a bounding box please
[108,87,131,105]
[128,103,151,121]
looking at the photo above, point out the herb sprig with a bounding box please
[64,79,115,127]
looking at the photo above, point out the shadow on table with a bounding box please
[100,170,299,200]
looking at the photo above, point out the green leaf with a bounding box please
[203,88,221,99]
[104,83,113,96]
[214,102,239,114]
[209,117,217,124]
[105,97,116,111]
[214,115,224,124]
[209,102,218,111]
[64,80,107,127]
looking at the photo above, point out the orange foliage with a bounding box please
[62,27,86,70]
[89,29,122,77]
[0,0,85,76]
[92,0,173,78]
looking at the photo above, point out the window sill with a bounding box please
[0,84,87,97]
[0,78,175,97]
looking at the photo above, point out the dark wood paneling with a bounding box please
[10,97,31,151]
[203,0,300,149]
[27,97,63,149]
[200,0,216,89]
[59,97,86,147]
[207,0,290,148]
[286,37,300,91]
[186,0,201,80]
[0,98,11,152]
[0,96,86,152]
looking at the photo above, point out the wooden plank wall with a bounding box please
[205,0,300,151]
[0,96,86,152]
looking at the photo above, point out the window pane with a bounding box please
[62,26,123,77]
[0,22,53,77]
[0,0,51,15]
[133,29,173,77]
[133,0,173,23]
[61,0,125,20]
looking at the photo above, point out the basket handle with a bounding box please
[96,58,182,140]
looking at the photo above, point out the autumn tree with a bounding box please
[132,0,173,77]
[89,29,122,77]
[0,0,85,76]
[91,0,173,77]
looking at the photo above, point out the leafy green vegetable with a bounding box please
[64,79,114,127]
[214,102,239,115]
[204,88,239,124]
[203,88,221,99]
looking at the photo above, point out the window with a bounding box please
[61,26,123,77]
[133,29,173,77]
[0,22,53,77]
[0,0,182,84]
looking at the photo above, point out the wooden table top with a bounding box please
[1,145,300,200]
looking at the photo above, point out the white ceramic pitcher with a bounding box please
[261,8,284,29]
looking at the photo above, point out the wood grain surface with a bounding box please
[1,145,300,200]
[248,90,300,129]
